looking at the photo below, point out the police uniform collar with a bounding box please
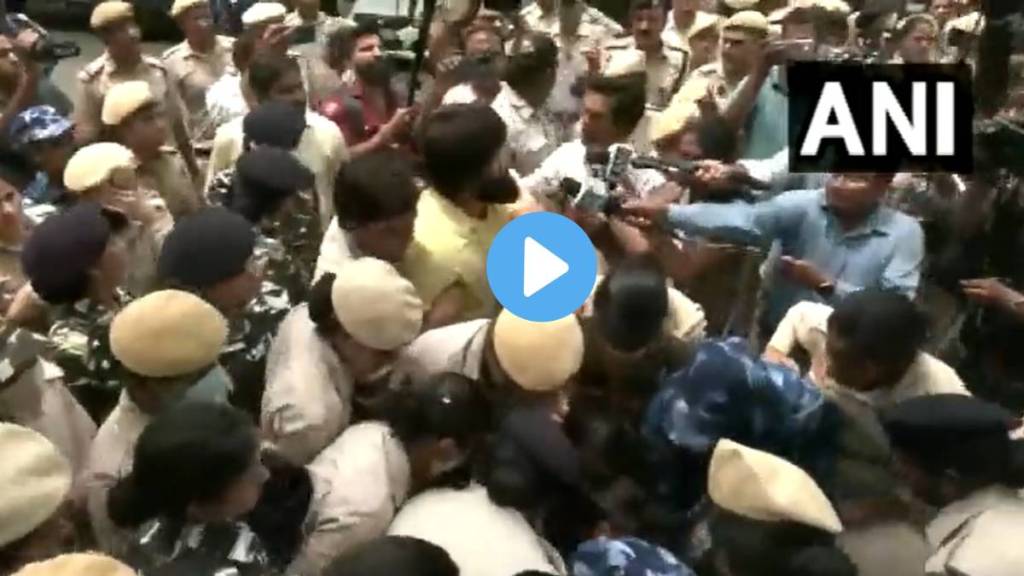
[926,485,1021,547]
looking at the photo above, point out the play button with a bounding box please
[487,212,598,322]
[523,237,568,297]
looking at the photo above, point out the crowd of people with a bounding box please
[1,0,1023,575]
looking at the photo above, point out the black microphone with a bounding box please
[630,155,698,174]
[630,155,772,191]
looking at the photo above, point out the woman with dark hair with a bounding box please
[262,258,423,466]
[108,401,272,576]
[881,394,1024,575]
[701,439,856,576]
[247,372,491,576]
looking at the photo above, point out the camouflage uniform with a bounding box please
[207,168,321,303]
[47,289,132,422]
[220,280,292,418]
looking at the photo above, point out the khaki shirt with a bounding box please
[766,301,970,407]
[521,3,622,116]
[262,305,353,466]
[670,61,741,111]
[137,147,203,219]
[206,111,348,228]
[289,422,410,576]
[283,11,352,46]
[601,37,689,110]
[0,359,96,481]
[926,486,1024,576]
[73,53,189,147]
[162,36,235,152]
[84,390,151,555]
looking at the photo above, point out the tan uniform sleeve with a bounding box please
[766,301,834,356]
[72,76,104,144]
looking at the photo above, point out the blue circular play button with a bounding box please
[486,212,598,322]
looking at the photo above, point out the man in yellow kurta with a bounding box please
[403,104,517,328]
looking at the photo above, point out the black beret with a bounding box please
[235,147,315,203]
[21,202,126,304]
[158,207,256,289]
[242,101,306,149]
[881,394,1019,476]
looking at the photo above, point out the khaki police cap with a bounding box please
[724,10,770,35]
[90,1,134,30]
[63,142,137,193]
[110,290,229,378]
[101,81,156,126]
[241,2,288,27]
[13,555,136,576]
[0,424,72,547]
[170,0,208,18]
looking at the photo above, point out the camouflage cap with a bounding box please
[8,106,74,150]
[572,537,696,576]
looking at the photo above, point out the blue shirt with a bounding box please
[741,66,789,160]
[667,189,924,330]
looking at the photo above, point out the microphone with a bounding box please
[630,155,772,191]
[630,155,699,174]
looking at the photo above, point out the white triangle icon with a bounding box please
[523,237,569,298]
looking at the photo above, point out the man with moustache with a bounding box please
[402,104,518,325]
[318,21,415,157]
[602,0,689,110]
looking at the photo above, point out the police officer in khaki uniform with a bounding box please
[102,81,203,219]
[163,0,236,155]
[82,289,230,555]
[74,2,199,182]
[671,10,769,110]
[521,0,623,119]
[602,0,689,110]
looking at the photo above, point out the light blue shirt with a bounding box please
[740,66,789,160]
[667,189,925,330]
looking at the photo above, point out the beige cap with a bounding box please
[689,11,723,38]
[101,81,155,126]
[723,0,759,9]
[110,290,229,378]
[0,423,72,547]
[492,310,584,392]
[708,439,843,534]
[63,142,137,193]
[770,0,851,22]
[241,2,288,27]
[946,11,984,35]
[13,554,137,576]
[331,258,424,351]
[724,10,770,34]
[650,99,700,143]
[170,0,208,18]
[603,48,647,78]
[90,1,134,30]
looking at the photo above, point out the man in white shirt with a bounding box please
[764,288,968,407]
[521,74,666,204]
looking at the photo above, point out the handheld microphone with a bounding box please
[630,155,698,174]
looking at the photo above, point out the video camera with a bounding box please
[0,0,81,63]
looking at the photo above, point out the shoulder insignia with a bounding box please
[142,55,166,70]
[161,42,187,60]
[78,57,106,81]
